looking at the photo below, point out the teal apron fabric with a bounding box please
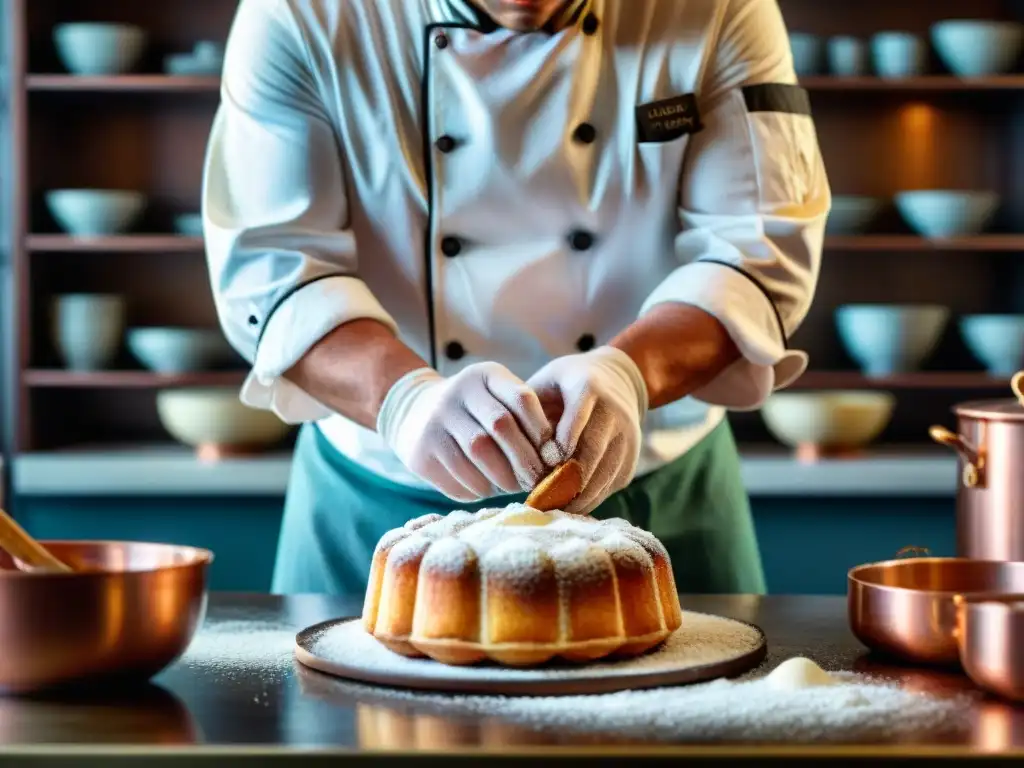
[271,420,766,599]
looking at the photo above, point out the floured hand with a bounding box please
[377,363,552,502]
[527,347,648,514]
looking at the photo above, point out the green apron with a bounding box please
[271,420,766,598]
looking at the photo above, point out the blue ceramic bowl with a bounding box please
[836,304,950,377]
[960,315,1024,376]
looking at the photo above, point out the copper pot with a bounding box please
[0,541,212,694]
[848,550,1024,665]
[954,593,1024,702]
[930,372,1024,561]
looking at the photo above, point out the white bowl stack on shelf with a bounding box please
[53,23,147,76]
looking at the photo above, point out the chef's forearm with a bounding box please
[609,303,741,410]
[284,320,429,430]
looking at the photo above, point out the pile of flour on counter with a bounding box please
[178,616,970,742]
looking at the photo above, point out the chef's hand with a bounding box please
[376,363,552,502]
[527,347,649,515]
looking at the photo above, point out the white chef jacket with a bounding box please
[203,0,830,488]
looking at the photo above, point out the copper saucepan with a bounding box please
[954,593,1024,703]
[0,540,212,694]
[930,371,1024,561]
[848,547,1024,666]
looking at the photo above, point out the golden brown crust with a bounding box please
[525,459,584,512]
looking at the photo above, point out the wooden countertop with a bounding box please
[0,592,1019,763]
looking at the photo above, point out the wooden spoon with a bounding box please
[0,508,72,573]
[526,459,584,512]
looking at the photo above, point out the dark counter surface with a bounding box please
[0,592,1021,762]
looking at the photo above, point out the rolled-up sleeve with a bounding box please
[203,0,397,423]
[640,0,830,411]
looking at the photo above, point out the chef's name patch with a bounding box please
[635,93,702,144]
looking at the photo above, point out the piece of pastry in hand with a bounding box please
[526,459,583,512]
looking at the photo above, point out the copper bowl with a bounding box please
[848,555,1024,665]
[0,541,212,694]
[954,593,1024,702]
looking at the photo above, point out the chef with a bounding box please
[203,0,830,599]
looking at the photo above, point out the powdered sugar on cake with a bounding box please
[378,504,663,584]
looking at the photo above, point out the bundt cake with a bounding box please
[361,503,683,666]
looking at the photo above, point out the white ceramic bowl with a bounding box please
[836,304,951,377]
[127,328,236,374]
[762,391,896,451]
[826,196,884,235]
[53,23,147,76]
[46,190,145,236]
[932,20,1024,77]
[894,190,999,238]
[960,315,1024,376]
[157,388,292,452]
[51,294,125,371]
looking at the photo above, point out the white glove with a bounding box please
[377,363,552,502]
[527,347,649,515]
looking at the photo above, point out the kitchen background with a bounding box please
[2,0,1022,595]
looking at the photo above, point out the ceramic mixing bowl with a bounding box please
[825,196,884,235]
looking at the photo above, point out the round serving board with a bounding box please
[294,612,767,696]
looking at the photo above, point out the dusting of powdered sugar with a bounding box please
[177,612,299,683]
[308,610,761,683]
[319,672,969,744]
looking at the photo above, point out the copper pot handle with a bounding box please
[929,425,984,489]
[1012,371,1024,407]
[895,545,931,559]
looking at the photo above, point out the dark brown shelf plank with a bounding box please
[23,370,245,388]
[825,235,1024,252]
[802,75,1024,91]
[27,235,203,253]
[26,75,220,92]
[791,372,1010,390]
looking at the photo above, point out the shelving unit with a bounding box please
[3,0,1024,475]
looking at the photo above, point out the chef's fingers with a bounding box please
[553,384,598,460]
[569,433,626,516]
[569,402,615,488]
[433,434,495,500]
[450,420,522,494]
[485,375,554,448]
[466,394,546,491]
[421,455,480,503]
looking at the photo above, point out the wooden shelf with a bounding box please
[791,372,1011,390]
[23,370,245,388]
[802,75,1024,92]
[824,235,1024,252]
[26,75,220,92]
[27,235,203,252]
